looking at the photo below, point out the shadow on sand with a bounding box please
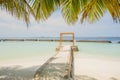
[34,63,119,80]
[0,65,39,80]
[34,63,99,80]
[34,63,69,80]
[0,64,119,80]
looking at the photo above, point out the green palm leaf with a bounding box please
[32,0,60,21]
[81,0,106,23]
[103,0,120,23]
[61,0,80,24]
[0,0,34,26]
[0,0,120,25]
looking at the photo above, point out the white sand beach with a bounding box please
[0,56,52,68]
[74,54,120,80]
[0,56,52,80]
[0,53,120,80]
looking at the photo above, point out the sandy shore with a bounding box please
[0,56,52,80]
[74,54,120,80]
[0,54,120,80]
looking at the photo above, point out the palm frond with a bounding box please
[32,0,60,22]
[81,0,106,23]
[0,0,34,26]
[0,0,120,25]
[103,0,120,23]
[61,0,80,24]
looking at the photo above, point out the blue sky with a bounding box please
[0,10,120,38]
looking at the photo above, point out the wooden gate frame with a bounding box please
[59,32,74,47]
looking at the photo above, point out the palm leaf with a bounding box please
[32,0,60,21]
[103,0,120,23]
[0,0,34,26]
[61,0,80,24]
[80,0,106,23]
[0,0,120,25]
[81,0,120,23]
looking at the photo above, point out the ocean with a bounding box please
[0,41,57,61]
[0,40,120,64]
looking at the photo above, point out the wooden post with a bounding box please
[68,46,74,80]
[60,34,62,47]
[72,34,74,47]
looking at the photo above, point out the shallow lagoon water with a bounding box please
[0,41,120,63]
[0,41,57,62]
[76,42,120,59]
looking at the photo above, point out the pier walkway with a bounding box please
[34,45,74,80]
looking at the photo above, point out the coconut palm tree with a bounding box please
[0,0,120,25]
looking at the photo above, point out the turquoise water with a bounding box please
[0,41,120,62]
[0,41,58,61]
[76,42,120,59]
